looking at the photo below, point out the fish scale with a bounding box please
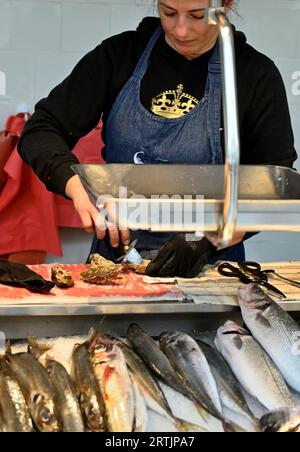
[239,283,300,393]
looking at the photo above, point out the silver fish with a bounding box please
[215,321,296,412]
[197,340,256,428]
[130,372,148,433]
[159,332,224,421]
[46,360,85,432]
[89,334,135,432]
[71,343,107,432]
[239,283,300,393]
[114,336,204,432]
[7,353,60,432]
[260,408,300,432]
[127,324,192,398]
[0,359,34,432]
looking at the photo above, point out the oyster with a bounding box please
[51,266,74,288]
[81,254,124,285]
[127,259,151,275]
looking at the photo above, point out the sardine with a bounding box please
[71,343,107,432]
[0,359,34,432]
[89,334,134,432]
[215,321,296,412]
[7,353,60,432]
[238,283,300,393]
[160,332,224,421]
[46,360,85,432]
[260,408,300,432]
[113,336,203,432]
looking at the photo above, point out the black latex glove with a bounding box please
[146,234,217,278]
[0,261,54,294]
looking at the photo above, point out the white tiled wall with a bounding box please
[0,0,299,262]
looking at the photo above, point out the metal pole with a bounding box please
[206,2,241,248]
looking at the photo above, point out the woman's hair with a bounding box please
[154,1,238,16]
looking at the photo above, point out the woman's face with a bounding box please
[158,0,231,59]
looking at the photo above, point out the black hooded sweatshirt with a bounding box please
[18,17,297,198]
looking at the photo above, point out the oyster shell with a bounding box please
[81,254,124,285]
[51,266,74,288]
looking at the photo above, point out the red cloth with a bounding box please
[54,122,104,228]
[0,149,62,256]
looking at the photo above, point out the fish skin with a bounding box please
[0,359,34,432]
[197,340,255,424]
[238,283,300,393]
[159,332,224,421]
[127,324,192,398]
[71,343,107,432]
[111,336,203,432]
[215,321,296,413]
[260,408,300,432]
[89,334,135,433]
[46,360,85,432]
[7,353,60,432]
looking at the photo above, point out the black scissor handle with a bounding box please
[218,263,252,284]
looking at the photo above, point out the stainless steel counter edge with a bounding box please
[0,301,299,316]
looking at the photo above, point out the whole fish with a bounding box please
[71,343,107,432]
[127,324,192,398]
[197,340,255,426]
[215,321,296,412]
[113,336,204,432]
[7,353,60,432]
[260,408,300,432]
[46,360,85,432]
[160,332,224,421]
[0,359,34,432]
[89,334,135,432]
[239,283,300,393]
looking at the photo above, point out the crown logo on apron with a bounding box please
[151,84,199,119]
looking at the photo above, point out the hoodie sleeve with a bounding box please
[242,61,297,168]
[18,43,112,197]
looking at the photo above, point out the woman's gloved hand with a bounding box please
[146,234,217,278]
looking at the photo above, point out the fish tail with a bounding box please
[174,417,208,433]
[27,335,52,359]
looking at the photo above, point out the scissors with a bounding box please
[218,261,286,299]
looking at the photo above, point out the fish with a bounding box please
[112,336,204,432]
[71,343,107,432]
[46,360,85,432]
[159,332,224,422]
[7,352,60,432]
[127,324,192,398]
[215,321,296,413]
[238,283,300,393]
[89,333,135,432]
[197,340,258,431]
[27,335,71,374]
[260,408,300,432]
[0,359,34,432]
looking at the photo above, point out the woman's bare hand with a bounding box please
[65,175,130,248]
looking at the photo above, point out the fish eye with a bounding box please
[40,409,53,424]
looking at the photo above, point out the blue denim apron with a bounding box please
[89,26,245,264]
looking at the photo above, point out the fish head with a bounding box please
[31,393,60,432]
[90,334,119,364]
[260,408,300,433]
[79,392,104,432]
[159,331,182,351]
[215,321,250,356]
[238,284,271,310]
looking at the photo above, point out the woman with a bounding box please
[18,0,297,277]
